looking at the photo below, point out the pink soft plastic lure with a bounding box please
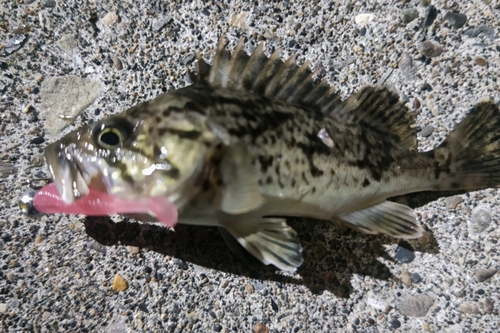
[32,183,178,228]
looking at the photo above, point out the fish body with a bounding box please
[43,38,500,271]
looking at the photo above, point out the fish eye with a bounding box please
[94,119,132,149]
[98,127,122,148]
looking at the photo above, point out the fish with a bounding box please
[40,37,500,271]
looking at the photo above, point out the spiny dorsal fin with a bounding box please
[331,86,417,150]
[191,37,342,113]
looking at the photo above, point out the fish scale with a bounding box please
[39,38,500,271]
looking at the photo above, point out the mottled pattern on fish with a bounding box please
[43,37,500,271]
[124,86,427,215]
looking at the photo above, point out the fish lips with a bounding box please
[44,142,95,205]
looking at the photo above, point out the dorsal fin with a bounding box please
[190,37,342,113]
[331,86,417,150]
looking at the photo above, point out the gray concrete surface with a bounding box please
[0,0,499,332]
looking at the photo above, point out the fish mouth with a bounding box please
[44,140,208,211]
[44,142,99,205]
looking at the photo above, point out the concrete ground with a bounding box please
[0,0,498,332]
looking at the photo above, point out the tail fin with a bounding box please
[434,101,500,190]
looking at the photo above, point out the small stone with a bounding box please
[40,76,103,136]
[426,98,438,116]
[112,56,123,70]
[418,41,445,58]
[127,246,140,254]
[30,136,45,145]
[102,12,119,26]
[469,208,492,235]
[410,273,423,284]
[0,161,15,177]
[2,35,26,55]
[458,302,479,314]
[245,284,255,294]
[444,12,467,29]
[270,299,278,312]
[175,259,189,270]
[354,13,375,25]
[366,294,391,313]
[34,234,44,244]
[30,154,45,167]
[40,0,56,8]
[22,104,34,114]
[128,43,138,54]
[57,34,77,55]
[419,126,434,137]
[254,323,270,333]
[263,29,275,39]
[401,269,412,286]
[112,274,128,291]
[228,12,250,31]
[288,39,299,48]
[0,303,7,314]
[395,294,435,317]
[413,98,421,110]
[422,83,433,92]
[138,303,148,313]
[69,221,83,229]
[464,26,495,39]
[475,268,497,282]
[483,298,494,314]
[152,16,172,32]
[214,324,223,332]
[399,53,416,81]
[423,322,430,331]
[420,0,431,6]
[395,241,415,263]
[423,5,437,27]
[402,9,419,24]
[390,318,401,329]
[86,240,107,254]
[475,57,487,67]
[484,242,494,254]
[446,195,463,209]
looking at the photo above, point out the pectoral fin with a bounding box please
[219,143,264,214]
[220,217,303,271]
[339,201,423,239]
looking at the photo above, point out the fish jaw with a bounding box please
[44,140,94,205]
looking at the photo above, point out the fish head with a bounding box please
[44,108,221,209]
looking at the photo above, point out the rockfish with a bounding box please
[34,38,500,271]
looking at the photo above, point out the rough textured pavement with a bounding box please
[0,0,499,332]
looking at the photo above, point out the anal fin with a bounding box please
[339,201,423,239]
[220,217,303,271]
[218,227,263,268]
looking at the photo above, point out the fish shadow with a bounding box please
[83,191,444,298]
